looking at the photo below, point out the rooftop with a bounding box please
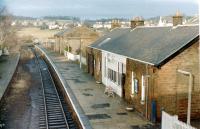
[89,25,199,66]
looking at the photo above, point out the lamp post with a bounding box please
[177,69,193,125]
[79,39,82,69]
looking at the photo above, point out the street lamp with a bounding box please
[79,39,82,69]
[177,69,193,125]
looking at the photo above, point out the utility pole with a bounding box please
[79,39,82,69]
[177,69,193,125]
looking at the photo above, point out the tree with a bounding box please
[0,7,17,49]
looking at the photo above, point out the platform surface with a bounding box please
[38,46,150,129]
[0,53,20,100]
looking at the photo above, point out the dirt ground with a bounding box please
[0,46,42,129]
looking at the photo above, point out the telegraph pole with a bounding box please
[79,39,82,69]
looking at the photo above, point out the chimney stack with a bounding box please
[111,19,121,29]
[131,17,144,29]
[172,11,183,26]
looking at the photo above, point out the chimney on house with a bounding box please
[111,19,121,29]
[172,10,183,26]
[131,17,144,28]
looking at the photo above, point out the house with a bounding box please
[54,29,72,53]
[87,14,200,121]
[53,27,100,63]
[87,28,130,96]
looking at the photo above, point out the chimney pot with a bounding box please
[111,19,121,29]
[131,16,144,28]
[173,10,183,26]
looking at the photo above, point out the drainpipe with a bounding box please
[177,69,193,125]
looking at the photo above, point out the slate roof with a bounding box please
[89,25,199,66]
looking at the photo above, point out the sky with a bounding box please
[0,0,199,19]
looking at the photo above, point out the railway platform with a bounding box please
[36,45,150,129]
[0,53,20,101]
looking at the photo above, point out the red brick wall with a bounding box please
[154,42,200,119]
[124,59,149,117]
[124,41,200,120]
[93,49,102,82]
[86,47,102,82]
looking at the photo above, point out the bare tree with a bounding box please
[0,7,17,50]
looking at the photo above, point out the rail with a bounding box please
[33,49,70,129]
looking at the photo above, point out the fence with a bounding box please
[64,51,80,61]
[162,111,196,129]
[64,50,86,65]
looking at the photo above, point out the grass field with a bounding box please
[17,27,59,41]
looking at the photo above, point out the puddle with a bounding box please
[83,88,93,91]
[131,125,140,129]
[87,114,111,120]
[82,93,93,96]
[91,103,110,109]
[74,79,86,83]
[131,124,160,129]
[116,112,127,115]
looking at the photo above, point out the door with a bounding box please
[88,54,94,75]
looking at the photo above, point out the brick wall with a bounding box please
[124,58,148,117]
[154,42,200,120]
[54,36,60,52]
[124,41,200,120]
[86,47,102,82]
[93,49,102,82]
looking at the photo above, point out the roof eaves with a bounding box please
[155,35,199,68]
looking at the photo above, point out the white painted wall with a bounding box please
[64,51,80,61]
[0,50,2,56]
[64,50,86,65]
[102,51,126,97]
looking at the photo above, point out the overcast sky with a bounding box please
[1,0,199,19]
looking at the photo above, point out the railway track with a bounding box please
[33,49,77,129]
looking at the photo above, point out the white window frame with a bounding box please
[131,71,135,95]
[141,75,145,104]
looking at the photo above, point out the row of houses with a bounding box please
[86,13,200,121]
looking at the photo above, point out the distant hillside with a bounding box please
[12,15,80,21]
[13,16,36,20]
[84,18,129,23]
[42,16,80,21]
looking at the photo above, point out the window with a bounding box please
[131,71,138,94]
[108,68,117,83]
[134,79,138,93]
[131,72,134,94]
[118,73,121,86]
[141,75,146,104]
[104,57,106,77]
